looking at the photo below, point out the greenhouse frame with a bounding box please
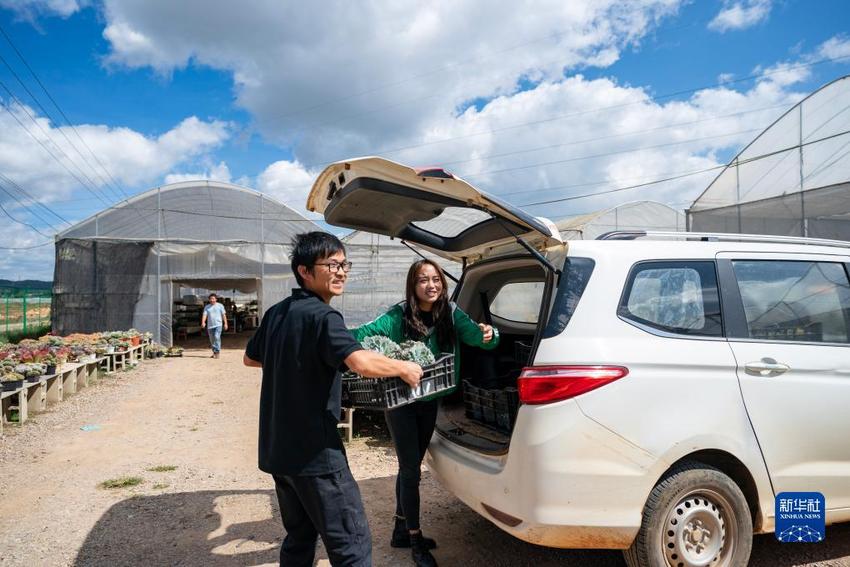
[52,180,322,346]
[338,231,460,326]
[688,75,850,239]
[555,201,685,240]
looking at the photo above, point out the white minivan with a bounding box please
[308,157,850,567]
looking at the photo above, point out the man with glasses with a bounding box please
[244,231,423,567]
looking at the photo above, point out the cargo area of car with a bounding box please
[435,255,555,454]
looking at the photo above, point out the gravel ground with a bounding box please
[0,334,848,566]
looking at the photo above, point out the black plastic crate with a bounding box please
[342,353,455,410]
[463,380,520,433]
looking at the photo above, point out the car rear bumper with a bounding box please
[426,400,658,549]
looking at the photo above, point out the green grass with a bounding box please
[147,465,177,472]
[99,476,143,489]
[152,483,170,490]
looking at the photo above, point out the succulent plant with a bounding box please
[25,364,45,378]
[360,335,402,359]
[397,340,436,366]
[358,336,435,366]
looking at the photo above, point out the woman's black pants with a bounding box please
[384,398,439,531]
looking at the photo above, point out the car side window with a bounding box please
[731,260,850,344]
[619,261,722,337]
[490,281,545,323]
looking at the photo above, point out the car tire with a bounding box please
[623,461,753,567]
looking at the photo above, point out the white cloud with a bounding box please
[31,3,846,226]
[401,71,807,218]
[0,0,84,19]
[99,0,684,158]
[0,225,56,281]
[255,159,322,217]
[708,0,772,33]
[818,35,850,60]
[164,160,232,185]
[0,104,231,226]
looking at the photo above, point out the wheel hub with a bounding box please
[684,519,711,552]
[665,495,726,567]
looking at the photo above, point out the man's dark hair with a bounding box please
[290,232,346,287]
[208,293,217,299]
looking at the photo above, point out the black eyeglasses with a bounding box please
[313,261,353,273]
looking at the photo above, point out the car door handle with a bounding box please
[745,359,790,376]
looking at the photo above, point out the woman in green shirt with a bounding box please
[352,259,499,567]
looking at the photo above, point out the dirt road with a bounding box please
[1,335,848,566]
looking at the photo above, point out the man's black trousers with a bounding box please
[272,467,372,566]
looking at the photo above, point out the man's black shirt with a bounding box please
[246,288,362,476]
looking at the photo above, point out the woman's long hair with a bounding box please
[403,259,455,351]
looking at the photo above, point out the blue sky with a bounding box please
[0,0,848,280]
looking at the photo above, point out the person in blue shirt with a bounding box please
[201,293,228,358]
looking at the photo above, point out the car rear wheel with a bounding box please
[623,461,753,567]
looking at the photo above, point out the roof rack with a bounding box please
[596,230,850,249]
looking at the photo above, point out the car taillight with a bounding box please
[518,365,629,405]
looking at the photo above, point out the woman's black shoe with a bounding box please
[410,531,438,567]
[391,517,437,549]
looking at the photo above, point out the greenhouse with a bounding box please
[555,201,685,240]
[688,75,850,239]
[52,180,322,346]
[336,201,685,324]
[339,231,458,326]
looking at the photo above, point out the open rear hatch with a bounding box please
[307,157,562,263]
[309,157,566,454]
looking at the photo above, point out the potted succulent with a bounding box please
[1,372,25,392]
[52,346,70,367]
[24,363,45,383]
[42,355,58,376]
[165,346,184,357]
[1,360,18,377]
[127,329,142,346]
[146,343,165,358]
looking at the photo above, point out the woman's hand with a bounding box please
[479,323,494,343]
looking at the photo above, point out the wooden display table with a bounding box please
[99,344,144,372]
[0,357,105,435]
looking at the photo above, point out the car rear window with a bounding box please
[619,261,722,337]
[542,257,595,338]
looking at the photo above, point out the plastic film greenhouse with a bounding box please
[688,75,850,239]
[338,231,459,326]
[556,201,685,240]
[52,180,322,346]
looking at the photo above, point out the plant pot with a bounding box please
[45,364,57,375]
[131,336,141,346]
[156,351,164,357]
[106,346,115,354]
[26,375,41,383]
[2,379,23,391]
